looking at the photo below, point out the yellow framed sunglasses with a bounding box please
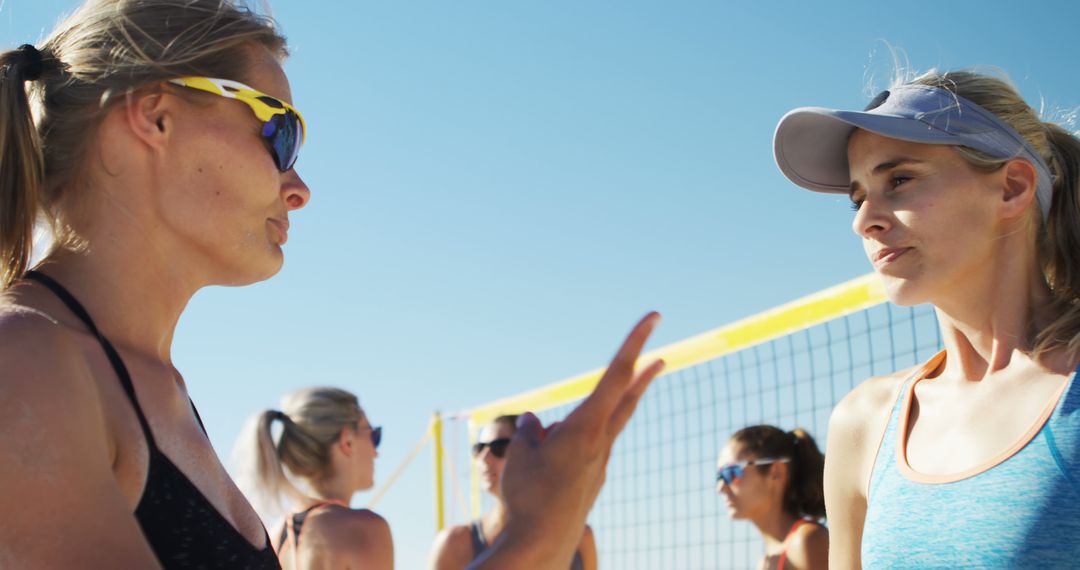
[168,77,307,172]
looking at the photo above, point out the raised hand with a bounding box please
[468,312,665,570]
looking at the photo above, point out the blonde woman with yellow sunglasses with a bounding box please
[0,0,309,566]
[0,0,663,568]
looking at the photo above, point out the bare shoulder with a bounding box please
[791,521,829,551]
[0,305,158,565]
[341,507,392,535]
[828,366,915,490]
[829,366,912,448]
[824,366,915,570]
[0,304,105,436]
[308,508,393,569]
[429,523,474,570]
[577,524,598,570]
[784,522,829,570]
[0,305,102,427]
[309,507,391,540]
[578,524,596,550]
[432,523,473,550]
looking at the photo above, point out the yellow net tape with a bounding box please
[463,272,885,426]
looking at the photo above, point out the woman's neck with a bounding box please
[37,241,199,363]
[483,499,508,541]
[750,510,799,553]
[309,475,354,506]
[931,225,1070,378]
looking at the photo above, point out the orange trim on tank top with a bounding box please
[776,519,812,570]
[896,350,1071,484]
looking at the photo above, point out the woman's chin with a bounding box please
[879,274,928,307]
[219,252,285,286]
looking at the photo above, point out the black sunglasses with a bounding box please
[472,437,511,458]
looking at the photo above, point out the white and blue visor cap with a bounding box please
[772,84,1053,219]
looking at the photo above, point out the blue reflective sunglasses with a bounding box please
[361,425,382,450]
[716,457,789,485]
[168,77,306,172]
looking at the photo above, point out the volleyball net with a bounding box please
[376,272,943,568]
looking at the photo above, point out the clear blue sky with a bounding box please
[6,1,1079,567]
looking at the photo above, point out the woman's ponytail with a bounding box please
[239,388,365,519]
[0,46,46,289]
[1034,122,1080,361]
[787,428,826,520]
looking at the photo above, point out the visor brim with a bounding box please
[773,107,962,194]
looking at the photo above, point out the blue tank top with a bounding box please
[862,351,1080,568]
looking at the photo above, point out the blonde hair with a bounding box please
[248,387,365,515]
[903,70,1080,363]
[0,0,286,289]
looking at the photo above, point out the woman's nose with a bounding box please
[282,169,310,211]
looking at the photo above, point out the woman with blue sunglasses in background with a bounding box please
[429,414,598,570]
[716,425,828,570]
[240,387,392,569]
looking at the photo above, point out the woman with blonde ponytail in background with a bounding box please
[244,387,393,569]
[716,426,828,570]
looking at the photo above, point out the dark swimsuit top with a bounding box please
[275,501,346,568]
[470,519,585,570]
[26,271,280,569]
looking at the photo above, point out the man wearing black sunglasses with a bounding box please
[429,415,597,570]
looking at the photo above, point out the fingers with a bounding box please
[572,312,661,422]
[607,358,665,439]
[512,412,544,448]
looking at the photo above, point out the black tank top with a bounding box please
[470,519,585,570]
[27,271,280,569]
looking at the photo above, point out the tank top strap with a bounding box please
[867,350,946,500]
[24,270,158,447]
[776,519,811,570]
[288,500,347,547]
[283,500,347,568]
[469,519,488,556]
[189,398,209,437]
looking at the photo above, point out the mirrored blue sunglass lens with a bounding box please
[371,426,382,449]
[718,465,743,485]
[264,113,301,172]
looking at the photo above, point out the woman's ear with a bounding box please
[770,462,789,485]
[998,158,1039,220]
[123,86,173,153]
[337,426,354,457]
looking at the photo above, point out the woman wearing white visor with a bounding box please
[773,72,1080,569]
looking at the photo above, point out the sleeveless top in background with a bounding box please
[276,500,348,569]
[26,271,280,569]
[776,519,818,570]
[470,520,585,570]
[862,350,1080,568]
